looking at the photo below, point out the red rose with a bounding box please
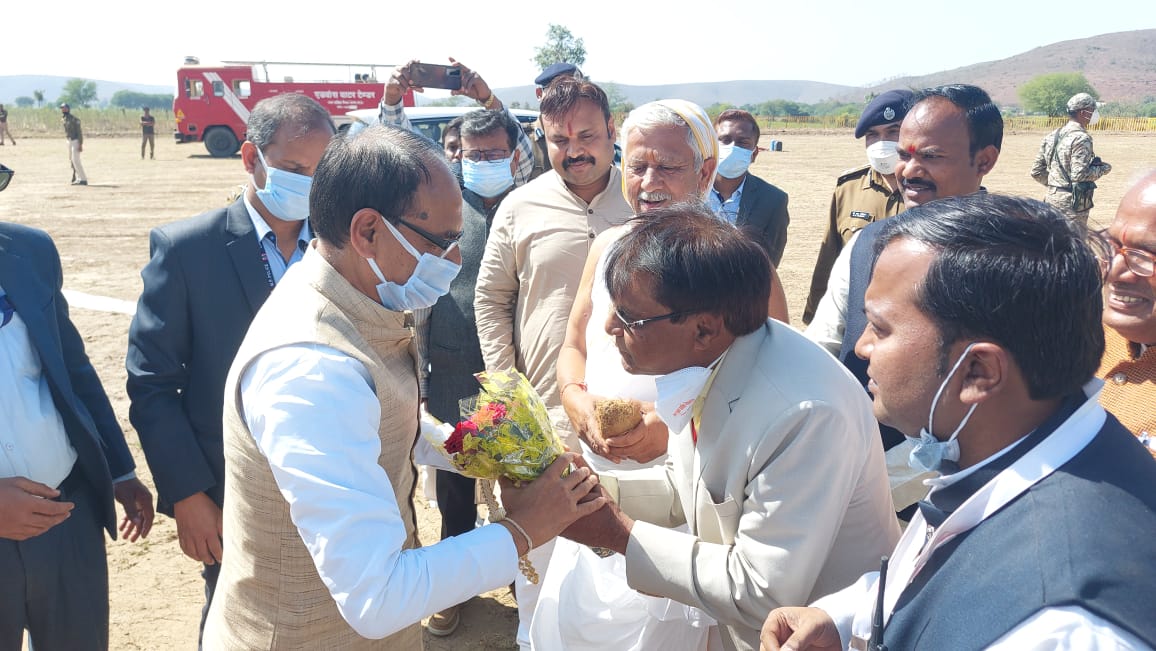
[446,421,477,454]
[489,402,508,422]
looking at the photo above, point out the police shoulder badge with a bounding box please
[883,107,896,121]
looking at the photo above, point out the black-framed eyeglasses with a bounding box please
[462,148,511,163]
[1093,230,1155,278]
[0,165,13,193]
[398,219,461,256]
[613,307,696,333]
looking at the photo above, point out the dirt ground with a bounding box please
[0,130,1150,650]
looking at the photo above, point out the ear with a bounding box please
[698,155,719,194]
[690,312,726,352]
[509,149,520,176]
[958,342,1009,406]
[348,208,384,259]
[749,144,759,164]
[241,141,260,177]
[973,144,999,177]
[606,118,616,143]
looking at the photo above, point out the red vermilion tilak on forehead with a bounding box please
[566,120,574,137]
[907,144,916,153]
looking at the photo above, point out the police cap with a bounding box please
[854,90,914,139]
[534,62,580,87]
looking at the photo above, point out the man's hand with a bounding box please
[0,476,73,540]
[759,607,843,651]
[562,388,621,462]
[385,60,420,106]
[173,491,223,564]
[113,477,155,542]
[498,452,605,552]
[558,483,633,555]
[605,407,669,463]
[448,58,499,109]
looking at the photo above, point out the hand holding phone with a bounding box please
[407,63,462,91]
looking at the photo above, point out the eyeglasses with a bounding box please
[613,307,696,333]
[0,165,13,193]
[461,148,511,163]
[1093,231,1155,278]
[398,219,461,256]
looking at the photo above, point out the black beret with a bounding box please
[534,62,579,87]
[855,89,914,139]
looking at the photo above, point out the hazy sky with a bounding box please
[3,0,1152,90]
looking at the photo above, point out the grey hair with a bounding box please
[246,93,336,150]
[621,102,703,171]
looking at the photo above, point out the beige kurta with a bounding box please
[474,167,632,421]
[204,249,422,649]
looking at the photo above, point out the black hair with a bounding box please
[539,78,612,125]
[459,109,519,153]
[246,93,336,150]
[874,193,1104,399]
[605,202,770,336]
[309,124,444,247]
[912,84,1003,156]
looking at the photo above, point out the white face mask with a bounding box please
[653,354,724,434]
[907,343,979,474]
[462,156,515,198]
[715,143,753,179]
[253,147,312,222]
[866,140,901,175]
[366,218,460,312]
[1088,109,1100,126]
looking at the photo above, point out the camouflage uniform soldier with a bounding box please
[1031,92,1111,224]
[802,90,910,324]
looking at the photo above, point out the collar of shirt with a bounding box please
[920,392,1086,523]
[243,194,312,249]
[709,178,746,225]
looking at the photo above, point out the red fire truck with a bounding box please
[173,58,414,157]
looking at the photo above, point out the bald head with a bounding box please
[1102,170,1156,345]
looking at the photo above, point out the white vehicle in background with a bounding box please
[345,106,539,143]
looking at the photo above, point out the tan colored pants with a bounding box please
[68,139,87,182]
[142,133,154,158]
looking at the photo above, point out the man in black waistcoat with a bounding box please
[760,194,1156,650]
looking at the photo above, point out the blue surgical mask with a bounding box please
[907,343,979,474]
[462,156,514,198]
[366,218,460,311]
[254,147,312,222]
[715,143,753,179]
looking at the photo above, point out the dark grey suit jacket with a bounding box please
[736,173,790,267]
[426,191,493,424]
[0,222,135,536]
[126,199,272,515]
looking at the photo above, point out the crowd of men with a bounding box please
[1,59,1154,651]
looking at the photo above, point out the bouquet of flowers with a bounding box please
[423,368,566,482]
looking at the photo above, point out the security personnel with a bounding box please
[802,90,912,324]
[529,62,581,180]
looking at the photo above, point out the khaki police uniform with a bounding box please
[803,164,903,324]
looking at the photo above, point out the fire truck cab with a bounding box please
[173,57,413,157]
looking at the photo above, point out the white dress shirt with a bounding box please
[811,382,1147,650]
[239,342,518,639]
[0,286,77,487]
[803,230,856,355]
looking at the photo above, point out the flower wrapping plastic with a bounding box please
[423,369,565,482]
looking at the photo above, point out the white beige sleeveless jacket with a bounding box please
[205,249,422,649]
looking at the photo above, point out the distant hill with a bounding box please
[0,75,174,107]
[851,29,1156,107]
[493,80,858,109]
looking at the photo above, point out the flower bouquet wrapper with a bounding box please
[420,369,566,482]
[418,369,567,584]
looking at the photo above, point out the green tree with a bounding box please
[14,96,35,108]
[533,24,587,72]
[110,90,174,109]
[601,82,633,114]
[32,89,45,108]
[1018,73,1097,117]
[58,78,99,108]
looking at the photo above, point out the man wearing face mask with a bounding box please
[559,203,899,651]
[1030,92,1112,225]
[760,194,1156,651]
[126,93,335,645]
[419,108,521,636]
[710,109,790,266]
[203,124,604,648]
[802,90,911,324]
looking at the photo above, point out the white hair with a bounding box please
[621,102,703,171]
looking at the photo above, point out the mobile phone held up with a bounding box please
[408,63,462,91]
